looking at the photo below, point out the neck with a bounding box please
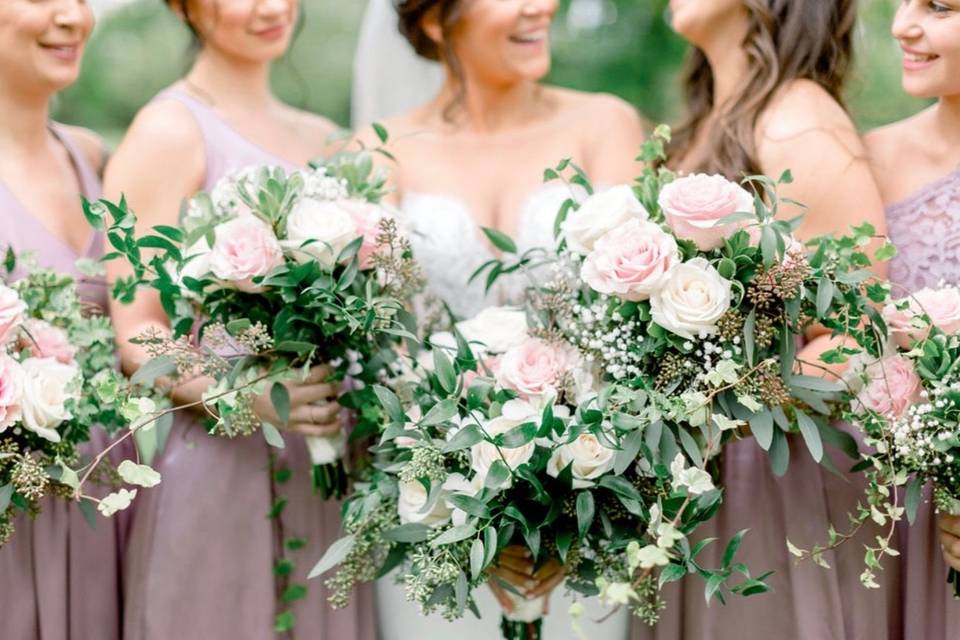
[699,15,751,110]
[0,79,53,149]
[430,71,543,133]
[934,95,960,154]
[185,49,274,111]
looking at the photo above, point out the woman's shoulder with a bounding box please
[55,124,108,175]
[280,104,341,150]
[760,79,857,141]
[547,86,646,129]
[864,108,931,172]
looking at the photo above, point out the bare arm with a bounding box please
[757,82,888,377]
[583,94,647,185]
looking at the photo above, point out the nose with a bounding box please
[257,0,294,18]
[892,0,923,41]
[521,0,559,17]
[53,0,89,28]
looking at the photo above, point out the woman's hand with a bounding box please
[253,365,342,437]
[939,513,960,572]
[487,546,565,615]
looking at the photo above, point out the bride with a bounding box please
[354,0,645,637]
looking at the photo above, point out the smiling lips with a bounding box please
[509,29,548,46]
[38,43,81,62]
[902,47,940,71]
[253,24,288,42]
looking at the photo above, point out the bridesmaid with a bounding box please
[865,1,960,637]
[0,1,125,638]
[633,1,899,639]
[359,1,645,638]
[103,1,374,638]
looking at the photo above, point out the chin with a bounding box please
[902,77,954,100]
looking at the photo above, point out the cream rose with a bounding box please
[581,218,680,301]
[305,430,347,465]
[562,185,649,255]
[19,357,80,442]
[470,400,538,482]
[546,432,616,488]
[284,198,359,269]
[397,472,476,528]
[456,307,529,355]
[0,284,26,345]
[209,216,284,291]
[0,354,23,432]
[650,258,732,340]
[659,174,754,251]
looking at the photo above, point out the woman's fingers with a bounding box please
[487,579,514,614]
[304,365,334,383]
[499,546,531,559]
[289,402,340,426]
[286,423,343,438]
[288,382,339,406]
[526,568,565,599]
[940,514,960,536]
[496,554,535,575]
[488,565,536,591]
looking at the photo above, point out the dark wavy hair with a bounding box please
[396,0,467,118]
[668,0,858,179]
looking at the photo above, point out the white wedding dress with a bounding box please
[374,185,631,640]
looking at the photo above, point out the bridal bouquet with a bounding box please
[86,150,422,499]
[795,282,960,596]
[311,304,761,639]
[0,259,153,546]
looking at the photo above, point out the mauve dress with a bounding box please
[885,164,960,639]
[0,124,127,639]
[122,89,375,640]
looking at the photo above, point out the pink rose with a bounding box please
[20,319,76,365]
[209,216,284,292]
[581,218,680,301]
[0,354,23,432]
[659,174,754,250]
[0,284,27,345]
[496,338,573,401]
[855,355,923,418]
[340,200,387,269]
[883,287,960,349]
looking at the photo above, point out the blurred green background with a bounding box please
[55,0,929,145]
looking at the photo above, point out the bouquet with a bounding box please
[311,128,887,637]
[0,257,153,545]
[796,281,960,596]
[87,149,423,500]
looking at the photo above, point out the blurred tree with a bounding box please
[53,0,929,144]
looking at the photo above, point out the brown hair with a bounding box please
[396,0,466,119]
[668,0,858,179]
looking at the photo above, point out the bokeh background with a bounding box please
[59,0,930,145]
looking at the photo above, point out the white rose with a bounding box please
[501,591,547,624]
[561,185,649,255]
[397,472,476,528]
[456,307,529,355]
[546,432,616,488]
[19,357,80,442]
[283,197,359,269]
[650,258,732,340]
[470,399,538,482]
[305,430,347,465]
[178,236,214,284]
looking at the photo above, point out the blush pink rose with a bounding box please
[0,284,27,345]
[581,218,680,301]
[883,287,960,349]
[20,319,76,365]
[340,200,387,269]
[209,216,284,292]
[496,338,573,401]
[856,355,923,418]
[0,354,23,432]
[659,174,754,250]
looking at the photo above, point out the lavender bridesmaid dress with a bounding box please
[0,124,126,639]
[121,89,375,640]
[885,164,960,639]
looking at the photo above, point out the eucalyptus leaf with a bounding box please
[307,535,355,579]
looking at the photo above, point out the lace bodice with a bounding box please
[886,165,960,293]
[400,184,574,319]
